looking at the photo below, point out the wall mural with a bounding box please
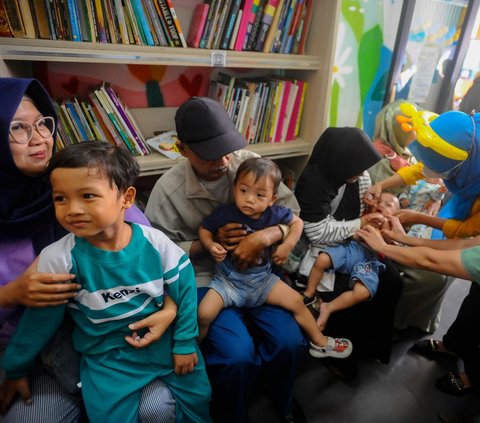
[329,0,403,136]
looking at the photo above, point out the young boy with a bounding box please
[302,192,400,331]
[2,142,212,423]
[198,157,353,359]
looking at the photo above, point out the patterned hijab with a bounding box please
[296,127,381,222]
[0,78,60,247]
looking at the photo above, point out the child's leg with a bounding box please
[304,253,332,298]
[197,289,225,342]
[317,280,371,331]
[265,280,329,347]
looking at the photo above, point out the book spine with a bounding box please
[66,0,82,41]
[42,0,57,39]
[87,93,119,146]
[0,0,14,37]
[28,0,41,38]
[270,0,288,52]
[104,85,149,155]
[286,80,302,140]
[233,0,252,50]
[143,0,168,46]
[186,3,209,48]
[93,0,107,42]
[199,0,218,49]
[124,0,142,44]
[228,7,241,49]
[156,0,181,47]
[132,0,154,45]
[113,0,129,43]
[242,0,260,50]
[254,0,278,52]
[165,0,186,47]
[104,0,121,44]
[280,80,297,142]
[212,0,232,49]
[18,0,36,38]
[65,101,88,141]
[262,0,283,52]
[220,0,242,50]
[152,0,172,46]
[296,0,311,54]
[278,0,296,53]
[283,0,302,53]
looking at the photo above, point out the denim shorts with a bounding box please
[209,261,280,308]
[324,241,386,298]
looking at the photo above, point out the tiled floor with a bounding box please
[249,279,480,423]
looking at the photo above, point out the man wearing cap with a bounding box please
[145,97,306,423]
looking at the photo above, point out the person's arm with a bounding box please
[365,173,406,205]
[272,215,303,266]
[442,206,480,239]
[394,209,447,230]
[356,226,472,280]
[0,258,79,308]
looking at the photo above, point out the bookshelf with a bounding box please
[0,1,340,178]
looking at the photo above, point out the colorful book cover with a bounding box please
[278,0,296,53]
[124,0,143,44]
[262,0,283,52]
[283,0,303,53]
[165,0,186,47]
[186,2,209,48]
[296,0,311,54]
[270,0,289,52]
[73,97,96,140]
[254,0,278,52]
[113,0,129,43]
[85,0,97,42]
[103,0,121,44]
[211,0,232,49]
[87,92,119,146]
[233,0,252,50]
[279,80,298,142]
[294,80,307,136]
[242,0,261,50]
[199,0,217,49]
[286,79,302,140]
[146,130,181,159]
[273,79,290,142]
[219,0,242,50]
[65,100,88,141]
[43,0,58,39]
[205,0,223,49]
[66,0,82,41]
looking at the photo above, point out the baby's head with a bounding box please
[370,192,400,217]
[233,157,282,219]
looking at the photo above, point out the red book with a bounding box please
[233,0,253,51]
[186,2,209,48]
[297,0,312,54]
[273,79,291,142]
[286,80,303,140]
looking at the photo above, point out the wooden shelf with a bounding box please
[137,139,312,176]
[0,38,321,70]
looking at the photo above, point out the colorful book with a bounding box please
[132,0,154,45]
[261,0,283,52]
[124,0,143,44]
[113,0,129,43]
[143,0,168,46]
[104,0,121,44]
[219,0,242,50]
[65,0,82,41]
[270,0,289,52]
[93,0,108,42]
[156,0,182,47]
[279,0,296,53]
[286,79,303,140]
[205,0,223,49]
[30,0,51,38]
[254,0,279,51]
[279,80,298,142]
[165,0,186,47]
[243,0,263,50]
[296,0,311,54]
[211,0,232,49]
[283,0,303,53]
[42,0,58,39]
[233,0,252,50]
[272,79,289,142]
[186,2,209,48]
[199,0,219,49]
[228,7,242,49]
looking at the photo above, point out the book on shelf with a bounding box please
[92,0,108,42]
[87,93,120,146]
[30,0,51,39]
[199,0,218,49]
[211,0,232,49]
[278,79,298,142]
[272,79,291,142]
[295,0,311,54]
[232,0,252,50]
[2,0,26,38]
[261,0,283,52]
[104,0,121,44]
[244,0,264,51]
[282,0,303,53]
[219,0,242,50]
[75,0,92,41]
[65,0,83,41]
[186,2,209,48]
[18,0,36,38]
[204,0,224,49]
[124,0,143,44]
[270,0,288,52]
[143,0,169,46]
[112,0,129,43]
[84,0,97,42]
[146,130,182,159]
[277,0,296,53]
[165,0,186,47]
[228,7,242,49]
[0,0,13,37]
[156,0,182,47]
[131,0,154,45]
[253,0,279,52]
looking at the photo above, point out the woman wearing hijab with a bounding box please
[294,127,403,379]
[0,78,176,421]
[367,101,450,334]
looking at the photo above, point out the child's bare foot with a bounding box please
[316,302,330,331]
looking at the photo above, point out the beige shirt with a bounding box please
[145,150,300,287]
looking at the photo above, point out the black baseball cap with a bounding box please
[174,96,247,160]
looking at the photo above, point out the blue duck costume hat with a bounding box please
[396,103,480,221]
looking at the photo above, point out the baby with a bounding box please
[303,192,400,330]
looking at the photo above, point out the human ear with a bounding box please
[122,186,136,209]
[176,141,189,158]
[269,194,277,206]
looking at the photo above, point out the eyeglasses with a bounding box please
[9,116,55,144]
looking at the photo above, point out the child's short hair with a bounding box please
[47,141,139,191]
[234,157,282,193]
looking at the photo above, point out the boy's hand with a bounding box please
[0,377,31,415]
[209,242,227,262]
[272,243,292,266]
[173,352,198,375]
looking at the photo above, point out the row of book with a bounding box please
[53,83,150,156]
[209,72,307,144]
[187,0,312,54]
[0,0,187,47]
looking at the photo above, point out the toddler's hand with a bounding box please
[209,242,227,262]
[272,243,292,266]
[173,352,198,375]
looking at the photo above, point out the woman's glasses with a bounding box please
[9,116,55,144]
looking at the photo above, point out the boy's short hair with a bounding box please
[234,157,282,193]
[47,141,139,191]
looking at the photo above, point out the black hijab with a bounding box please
[296,127,381,222]
[0,78,63,252]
